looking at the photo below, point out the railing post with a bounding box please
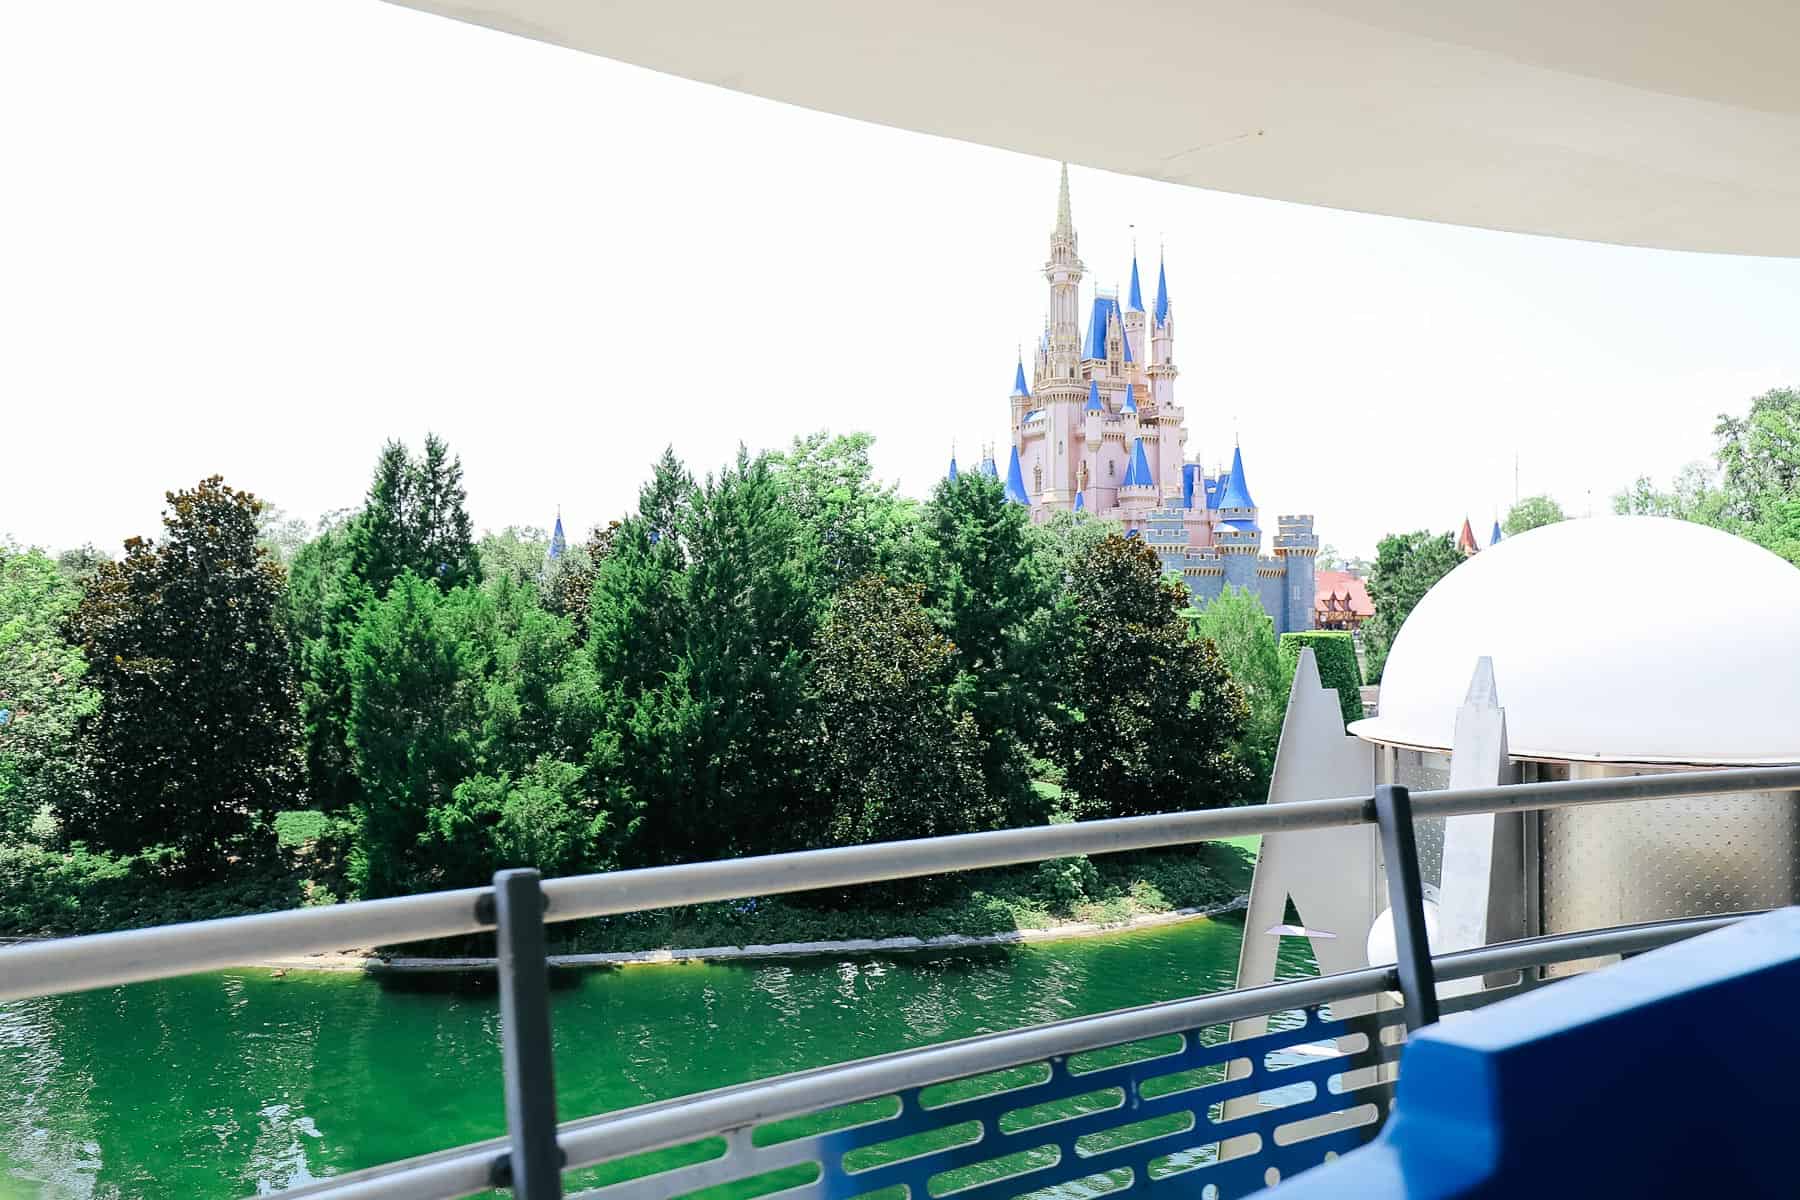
[1374,785,1440,1031]
[489,868,563,1198]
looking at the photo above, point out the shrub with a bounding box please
[1278,631,1365,726]
[1032,855,1100,913]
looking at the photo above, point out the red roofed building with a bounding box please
[1315,570,1374,631]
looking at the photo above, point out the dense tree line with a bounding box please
[1,430,1296,902]
[1617,387,1800,565]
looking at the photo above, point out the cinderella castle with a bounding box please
[955,165,1320,635]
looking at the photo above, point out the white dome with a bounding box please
[1348,517,1800,765]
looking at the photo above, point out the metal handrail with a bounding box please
[6,764,1797,1003]
[258,910,1756,1200]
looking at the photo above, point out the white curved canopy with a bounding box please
[390,0,1800,257]
[1349,518,1800,765]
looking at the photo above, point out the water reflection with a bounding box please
[0,917,1313,1199]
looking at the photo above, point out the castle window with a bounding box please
[1107,460,1114,479]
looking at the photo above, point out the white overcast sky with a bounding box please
[5,2,1800,558]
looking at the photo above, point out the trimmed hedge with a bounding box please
[1279,631,1365,726]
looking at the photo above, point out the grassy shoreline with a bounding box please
[1,839,1257,959]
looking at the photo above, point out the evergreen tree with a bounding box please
[1060,535,1248,817]
[580,448,822,864]
[808,576,991,845]
[64,478,301,876]
[301,435,482,811]
[343,572,464,895]
[346,570,595,895]
[919,472,1060,825]
[0,544,97,840]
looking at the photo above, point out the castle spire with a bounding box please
[1218,443,1256,510]
[1126,250,1145,313]
[1004,446,1031,505]
[1011,355,1030,397]
[1153,253,1171,325]
[547,511,567,561]
[1054,162,1073,241]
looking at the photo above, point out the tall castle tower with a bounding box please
[986,166,1321,634]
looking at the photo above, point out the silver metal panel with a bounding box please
[1542,775,1800,933]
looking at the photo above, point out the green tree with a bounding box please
[768,432,920,596]
[64,478,302,876]
[0,544,97,840]
[476,525,550,587]
[1030,510,1121,582]
[580,448,818,864]
[1612,465,1722,521]
[301,435,482,811]
[920,472,1061,825]
[1191,585,1287,802]
[542,521,615,638]
[53,544,110,585]
[1060,535,1248,816]
[346,569,595,894]
[343,572,465,895]
[1501,494,1566,536]
[1362,530,1464,682]
[807,575,991,845]
[1715,386,1800,523]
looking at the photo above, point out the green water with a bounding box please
[1,918,1311,1199]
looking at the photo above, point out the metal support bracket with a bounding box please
[492,868,563,1198]
[1374,785,1441,1031]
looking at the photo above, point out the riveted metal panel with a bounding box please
[1541,766,1800,974]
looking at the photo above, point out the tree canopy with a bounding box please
[1614,386,1800,567]
[1502,494,1566,536]
[1363,530,1464,682]
[63,478,301,877]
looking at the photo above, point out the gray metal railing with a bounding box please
[4,764,1797,1200]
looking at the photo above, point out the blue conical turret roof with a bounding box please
[979,452,999,480]
[1217,444,1256,510]
[1120,437,1154,489]
[1011,358,1030,397]
[1074,490,1086,512]
[1182,463,1199,509]
[1004,446,1030,505]
[1120,384,1137,413]
[1490,520,1503,546]
[1153,257,1171,325]
[1126,255,1144,312]
[1085,379,1104,411]
[547,514,567,560]
[1082,295,1134,362]
[948,455,959,482]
